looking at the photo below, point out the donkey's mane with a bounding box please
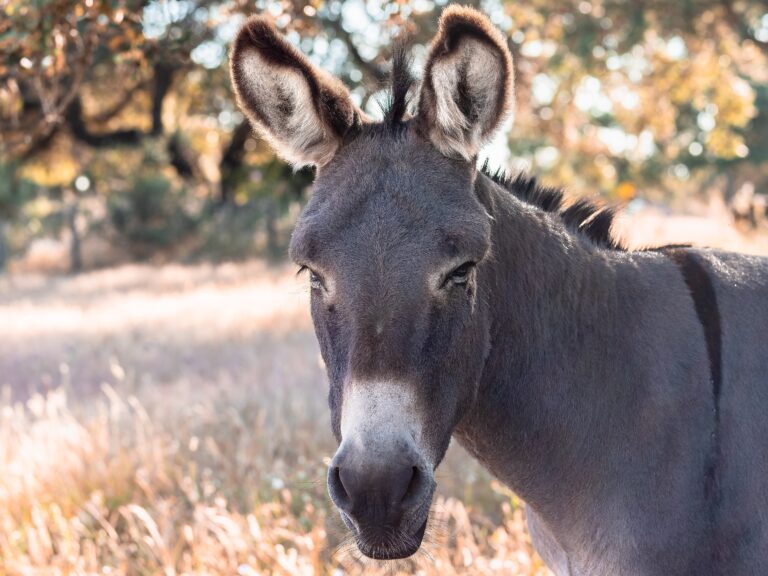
[379,44,623,251]
[382,43,415,128]
[481,162,623,250]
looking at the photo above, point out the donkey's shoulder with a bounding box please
[692,248,768,291]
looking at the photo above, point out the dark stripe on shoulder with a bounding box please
[663,247,725,567]
[663,248,723,401]
[664,245,725,546]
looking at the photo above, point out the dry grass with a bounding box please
[0,385,543,575]
[1,207,766,575]
[0,261,546,575]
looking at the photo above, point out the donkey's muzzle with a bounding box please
[328,443,435,559]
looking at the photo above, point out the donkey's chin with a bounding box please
[350,516,429,560]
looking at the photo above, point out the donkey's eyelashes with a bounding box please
[297,265,326,291]
[443,261,476,288]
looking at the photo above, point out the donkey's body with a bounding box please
[458,171,768,575]
[230,7,768,574]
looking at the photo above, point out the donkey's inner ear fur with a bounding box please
[230,17,361,167]
[417,6,515,160]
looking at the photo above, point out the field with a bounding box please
[1,206,767,576]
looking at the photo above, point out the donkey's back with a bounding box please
[700,250,768,572]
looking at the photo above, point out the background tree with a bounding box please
[1,0,767,270]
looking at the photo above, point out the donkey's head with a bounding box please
[231,6,513,559]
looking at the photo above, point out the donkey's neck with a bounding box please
[456,174,667,521]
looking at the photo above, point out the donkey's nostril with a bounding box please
[402,466,421,505]
[328,466,351,511]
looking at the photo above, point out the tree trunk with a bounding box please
[151,63,175,136]
[67,202,82,273]
[219,121,251,204]
[0,218,8,273]
[264,198,279,259]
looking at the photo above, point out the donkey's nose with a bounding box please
[328,449,429,525]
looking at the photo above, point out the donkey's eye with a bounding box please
[309,271,323,290]
[445,261,475,287]
[298,265,325,291]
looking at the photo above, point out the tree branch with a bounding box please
[91,79,148,123]
[66,97,196,179]
[323,17,388,83]
[66,98,145,146]
[219,121,252,203]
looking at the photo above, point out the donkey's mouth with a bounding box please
[353,517,429,560]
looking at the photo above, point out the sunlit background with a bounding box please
[1,1,768,574]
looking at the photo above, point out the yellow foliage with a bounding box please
[616,181,637,201]
[707,129,746,159]
[19,151,78,188]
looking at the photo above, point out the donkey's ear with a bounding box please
[230,17,362,167]
[416,6,514,160]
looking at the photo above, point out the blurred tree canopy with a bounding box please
[1,0,767,269]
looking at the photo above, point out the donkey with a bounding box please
[230,7,768,575]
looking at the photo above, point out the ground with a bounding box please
[1,205,766,575]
